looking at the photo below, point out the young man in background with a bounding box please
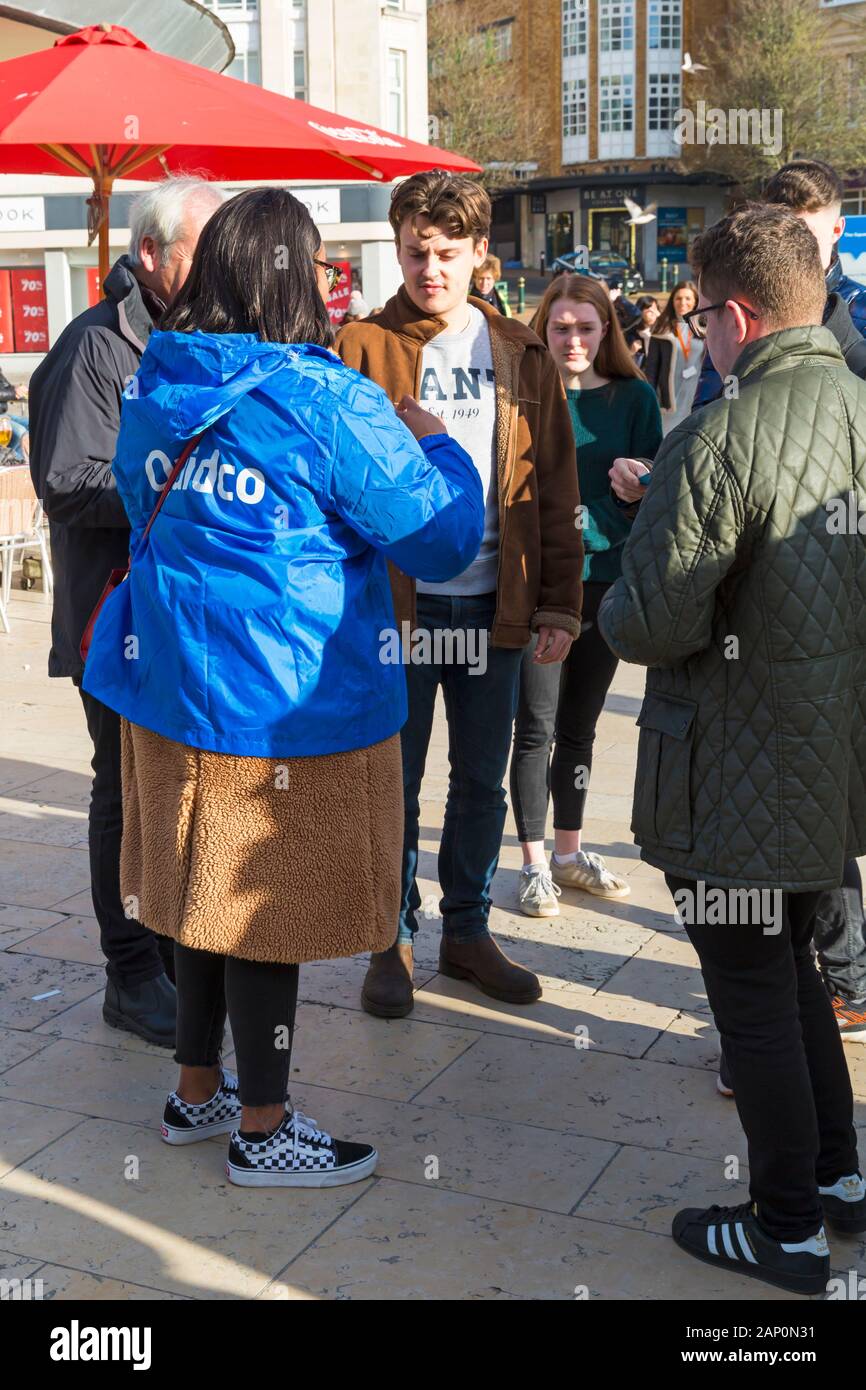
[338,170,582,1018]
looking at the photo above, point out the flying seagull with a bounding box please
[624,197,658,226]
[682,51,709,74]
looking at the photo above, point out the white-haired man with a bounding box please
[29,175,225,1046]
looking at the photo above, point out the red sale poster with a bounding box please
[326,260,353,325]
[86,267,102,306]
[10,267,48,352]
[0,272,13,352]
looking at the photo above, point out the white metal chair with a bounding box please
[0,468,52,633]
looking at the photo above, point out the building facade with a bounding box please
[438,0,866,281]
[0,0,429,370]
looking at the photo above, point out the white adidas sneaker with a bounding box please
[518,864,561,917]
[551,850,630,899]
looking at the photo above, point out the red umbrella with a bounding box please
[0,23,481,286]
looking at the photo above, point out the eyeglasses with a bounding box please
[682,301,760,339]
[313,258,343,292]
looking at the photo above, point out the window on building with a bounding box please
[562,77,588,136]
[387,49,407,135]
[599,1,634,53]
[599,73,634,131]
[847,52,862,124]
[648,0,682,50]
[203,0,258,11]
[562,0,587,58]
[226,48,261,83]
[842,188,866,215]
[293,50,307,100]
[648,72,681,130]
[479,18,514,62]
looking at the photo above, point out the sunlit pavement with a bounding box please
[0,576,864,1301]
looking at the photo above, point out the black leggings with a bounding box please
[173,940,299,1108]
[510,581,619,842]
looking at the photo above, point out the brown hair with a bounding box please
[531,274,644,381]
[762,159,845,213]
[653,280,699,336]
[475,254,501,281]
[389,169,491,245]
[690,203,826,327]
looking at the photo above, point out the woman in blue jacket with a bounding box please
[83,188,484,1189]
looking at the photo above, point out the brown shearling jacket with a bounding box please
[336,287,583,647]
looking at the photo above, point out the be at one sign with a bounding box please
[0,198,45,232]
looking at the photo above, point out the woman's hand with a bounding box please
[395,394,448,441]
[609,456,651,503]
[533,626,574,664]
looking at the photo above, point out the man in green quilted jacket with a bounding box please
[599,203,866,1296]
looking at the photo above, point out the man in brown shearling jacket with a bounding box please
[337,170,582,1017]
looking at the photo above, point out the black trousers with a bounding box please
[814,860,866,1003]
[173,940,300,1108]
[510,582,618,842]
[665,873,859,1241]
[74,680,173,987]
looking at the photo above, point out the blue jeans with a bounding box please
[6,415,27,459]
[398,591,522,944]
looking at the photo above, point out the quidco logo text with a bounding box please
[49,1320,151,1371]
[145,448,265,506]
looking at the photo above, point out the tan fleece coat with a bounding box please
[119,720,403,965]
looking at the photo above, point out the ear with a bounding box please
[834,215,846,244]
[729,300,752,343]
[474,237,490,267]
[138,236,158,274]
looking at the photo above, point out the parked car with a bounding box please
[550,249,644,295]
[549,249,604,278]
[589,252,644,294]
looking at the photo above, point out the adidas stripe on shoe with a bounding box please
[161,1066,241,1145]
[672,1201,829,1296]
[819,1173,866,1235]
[226,1108,378,1188]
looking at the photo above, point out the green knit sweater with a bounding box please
[566,376,663,583]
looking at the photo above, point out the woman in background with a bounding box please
[644,280,704,434]
[510,273,662,916]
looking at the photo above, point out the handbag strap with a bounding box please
[141,430,206,543]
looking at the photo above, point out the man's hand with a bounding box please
[395,394,448,441]
[609,456,651,503]
[533,625,574,664]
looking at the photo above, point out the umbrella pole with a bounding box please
[97,176,113,293]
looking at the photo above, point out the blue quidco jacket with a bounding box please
[691,252,866,411]
[82,330,484,757]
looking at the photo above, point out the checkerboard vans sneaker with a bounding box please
[672,1201,830,1296]
[226,1109,378,1188]
[161,1066,241,1145]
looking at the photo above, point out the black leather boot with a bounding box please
[103,973,177,1047]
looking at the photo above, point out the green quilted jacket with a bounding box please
[598,325,866,890]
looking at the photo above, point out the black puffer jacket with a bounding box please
[28,257,163,678]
